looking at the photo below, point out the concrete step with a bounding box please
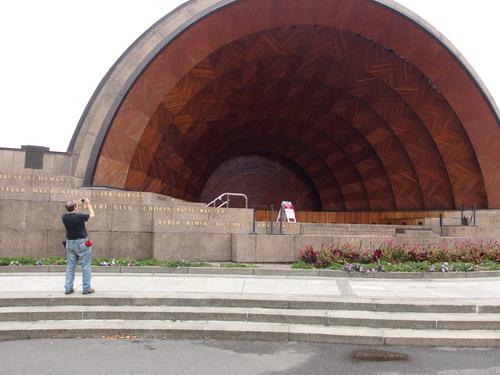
[0,319,499,347]
[396,231,439,238]
[301,227,397,236]
[393,236,440,245]
[443,226,500,237]
[1,305,500,330]
[300,223,403,234]
[2,294,500,314]
[2,293,500,346]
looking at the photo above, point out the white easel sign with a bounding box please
[277,201,297,223]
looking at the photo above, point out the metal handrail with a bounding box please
[205,192,248,209]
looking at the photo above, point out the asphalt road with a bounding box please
[0,339,499,375]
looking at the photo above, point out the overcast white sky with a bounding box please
[0,0,498,152]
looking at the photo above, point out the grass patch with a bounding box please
[187,262,213,268]
[43,256,67,265]
[0,257,253,269]
[325,261,480,273]
[0,257,39,266]
[478,260,500,271]
[218,262,256,268]
[327,263,344,271]
[160,259,209,268]
[1,255,500,273]
[292,260,314,269]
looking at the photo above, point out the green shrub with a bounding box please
[0,257,38,266]
[92,258,112,266]
[161,259,193,268]
[479,260,500,271]
[327,263,343,270]
[292,260,313,269]
[43,256,67,265]
[380,242,410,263]
[0,258,12,266]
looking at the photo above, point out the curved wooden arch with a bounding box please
[178,119,373,210]
[120,25,478,209]
[145,89,404,210]
[155,132,348,210]
[196,136,349,209]
[138,26,466,208]
[183,118,397,210]
[72,0,499,209]
[199,153,323,210]
[129,60,430,209]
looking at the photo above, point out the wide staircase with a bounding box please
[299,223,441,246]
[1,291,500,346]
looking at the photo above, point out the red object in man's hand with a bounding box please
[85,240,93,247]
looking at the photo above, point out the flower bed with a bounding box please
[293,240,500,272]
[0,257,254,268]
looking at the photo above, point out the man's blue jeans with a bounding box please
[64,238,92,292]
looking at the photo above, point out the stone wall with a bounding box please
[0,169,402,261]
[0,168,258,260]
[1,168,500,262]
[0,147,75,181]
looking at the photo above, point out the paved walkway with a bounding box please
[1,272,500,302]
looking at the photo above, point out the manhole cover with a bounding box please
[350,349,409,362]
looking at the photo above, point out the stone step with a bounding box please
[1,305,500,330]
[301,228,397,235]
[1,294,500,314]
[393,236,440,245]
[300,223,402,233]
[0,319,499,347]
[396,231,439,237]
[444,226,500,236]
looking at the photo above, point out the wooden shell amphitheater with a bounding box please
[69,0,500,212]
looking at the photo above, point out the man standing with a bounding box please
[62,197,95,294]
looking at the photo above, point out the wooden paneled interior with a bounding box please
[91,0,500,211]
[200,154,321,211]
[256,210,444,225]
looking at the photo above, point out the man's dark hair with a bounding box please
[65,200,77,212]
